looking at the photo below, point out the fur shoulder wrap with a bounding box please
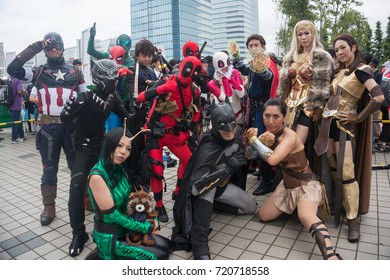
[277,48,334,110]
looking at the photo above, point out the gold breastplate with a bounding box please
[332,67,367,112]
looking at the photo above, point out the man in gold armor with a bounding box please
[314,34,384,243]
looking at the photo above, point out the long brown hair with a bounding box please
[333,34,363,76]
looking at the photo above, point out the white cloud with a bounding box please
[0,0,130,54]
[0,0,388,56]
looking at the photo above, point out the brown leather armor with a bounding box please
[279,149,317,189]
[322,64,372,136]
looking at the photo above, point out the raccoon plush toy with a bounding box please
[126,188,157,246]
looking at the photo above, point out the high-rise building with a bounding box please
[130,0,259,61]
[212,0,259,59]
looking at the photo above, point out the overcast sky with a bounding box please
[0,0,389,55]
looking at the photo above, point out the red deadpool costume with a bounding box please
[137,56,202,222]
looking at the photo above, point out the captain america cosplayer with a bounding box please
[171,101,257,260]
[60,59,141,256]
[136,56,202,223]
[7,32,87,227]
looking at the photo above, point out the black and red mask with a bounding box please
[182,41,200,58]
[178,56,202,86]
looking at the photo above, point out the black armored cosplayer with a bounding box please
[171,101,257,260]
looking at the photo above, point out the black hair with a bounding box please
[264,98,287,116]
[246,34,266,48]
[152,54,160,64]
[169,59,179,67]
[362,52,373,65]
[327,49,336,58]
[100,127,132,167]
[135,39,155,57]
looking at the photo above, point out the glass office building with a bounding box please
[131,0,258,60]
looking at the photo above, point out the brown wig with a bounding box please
[333,34,364,76]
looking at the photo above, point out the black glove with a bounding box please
[90,22,96,37]
[61,95,75,114]
[127,104,147,127]
[225,151,247,174]
[60,96,82,123]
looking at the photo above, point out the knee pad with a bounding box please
[341,157,359,219]
[342,157,355,181]
[343,181,359,220]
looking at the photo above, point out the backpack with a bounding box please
[2,79,15,108]
[380,74,390,108]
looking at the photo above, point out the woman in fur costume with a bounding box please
[277,20,333,168]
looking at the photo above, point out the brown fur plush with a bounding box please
[125,189,157,246]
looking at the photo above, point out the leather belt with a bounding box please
[94,219,118,234]
[41,114,61,125]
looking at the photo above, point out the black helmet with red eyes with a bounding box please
[182,40,200,58]
[177,56,202,86]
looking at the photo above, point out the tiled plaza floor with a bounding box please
[0,127,389,260]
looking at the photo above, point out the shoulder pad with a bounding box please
[357,63,373,76]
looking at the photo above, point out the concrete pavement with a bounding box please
[0,127,389,260]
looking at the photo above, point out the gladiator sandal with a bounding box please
[309,221,342,260]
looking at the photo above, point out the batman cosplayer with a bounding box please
[171,101,257,260]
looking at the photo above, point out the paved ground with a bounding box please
[0,127,389,260]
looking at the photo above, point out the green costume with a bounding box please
[88,29,135,104]
[88,159,157,260]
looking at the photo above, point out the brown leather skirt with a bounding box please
[273,180,322,214]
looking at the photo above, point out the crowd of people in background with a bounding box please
[1,18,389,260]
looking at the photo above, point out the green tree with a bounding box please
[373,21,384,62]
[383,16,390,61]
[273,0,316,55]
[273,0,370,53]
[364,27,373,54]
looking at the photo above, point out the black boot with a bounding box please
[252,181,274,196]
[253,159,275,195]
[40,185,57,226]
[69,232,89,256]
[191,198,214,260]
[155,205,169,223]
